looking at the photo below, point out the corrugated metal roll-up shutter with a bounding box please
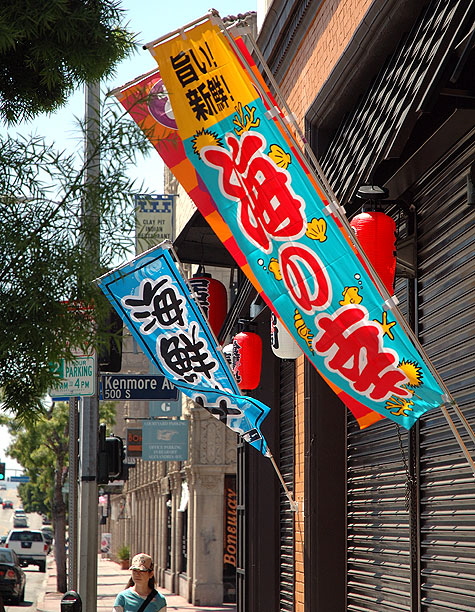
[347,414,412,612]
[279,359,295,611]
[413,128,475,612]
[346,209,414,611]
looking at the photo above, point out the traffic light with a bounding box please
[0,463,5,481]
[97,424,125,484]
[98,308,123,373]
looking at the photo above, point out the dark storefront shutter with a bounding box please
[346,232,414,611]
[347,415,412,612]
[347,129,475,612]
[413,129,475,612]
[279,359,295,611]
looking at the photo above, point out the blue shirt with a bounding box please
[113,587,167,612]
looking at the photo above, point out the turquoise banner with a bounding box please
[151,20,445,429]
[96,245,271,455]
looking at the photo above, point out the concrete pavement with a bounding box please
[38,554,237,612]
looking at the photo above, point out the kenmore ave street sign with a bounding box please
[101,375,178,401]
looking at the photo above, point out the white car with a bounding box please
[5,529,48,572]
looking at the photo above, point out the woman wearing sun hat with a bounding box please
[113,553,167,612]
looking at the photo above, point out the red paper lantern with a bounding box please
[350,211,396,293]
[232,331,262,391]
[189,273,227,338]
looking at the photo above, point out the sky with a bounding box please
[1,1,257,471]
[0,425,23,474]
[7,0,258,193]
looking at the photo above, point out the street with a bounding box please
[0,485,50,611]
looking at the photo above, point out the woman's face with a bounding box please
[132,568,153,584]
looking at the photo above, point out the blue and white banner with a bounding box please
[96,242,270,455]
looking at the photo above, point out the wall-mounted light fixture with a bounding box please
[355,184,389,202]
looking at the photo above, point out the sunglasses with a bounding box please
[131,567,152,572]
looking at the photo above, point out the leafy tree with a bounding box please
[0,0,136,125]
[0,96,152,418]
[6,400,117,593]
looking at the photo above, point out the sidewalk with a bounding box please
[38,555,237,612]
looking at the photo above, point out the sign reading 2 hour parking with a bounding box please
[101,374,178,401]
[50,355,96,397]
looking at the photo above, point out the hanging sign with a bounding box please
[135,194,175,255]
[149,395,183,417]
[127,428,143,457]
[146,15,446,429]
[142,420,189,461]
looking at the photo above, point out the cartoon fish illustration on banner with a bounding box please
[96,242,271,456]
[144,14,447,429]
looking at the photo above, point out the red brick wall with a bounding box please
[280,0,373,127]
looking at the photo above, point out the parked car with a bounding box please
[2,500,13,509]
[0,547,26,604]
[5,529,48,572]
[41,527,53,553]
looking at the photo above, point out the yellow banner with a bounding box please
[149,20,257,140]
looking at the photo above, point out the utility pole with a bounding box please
[77,81,101,611]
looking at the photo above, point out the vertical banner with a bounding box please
[147,16,446,429]
[96,242,270,455]
[135,194,175,254]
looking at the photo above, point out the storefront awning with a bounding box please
[173,209,238,268]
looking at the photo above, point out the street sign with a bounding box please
[101,374,178,401]
[10,475,30,483]
[49,354,96,397]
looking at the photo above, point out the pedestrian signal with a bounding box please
[97,424,125,484]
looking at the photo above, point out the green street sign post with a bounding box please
[49,354,96,397]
